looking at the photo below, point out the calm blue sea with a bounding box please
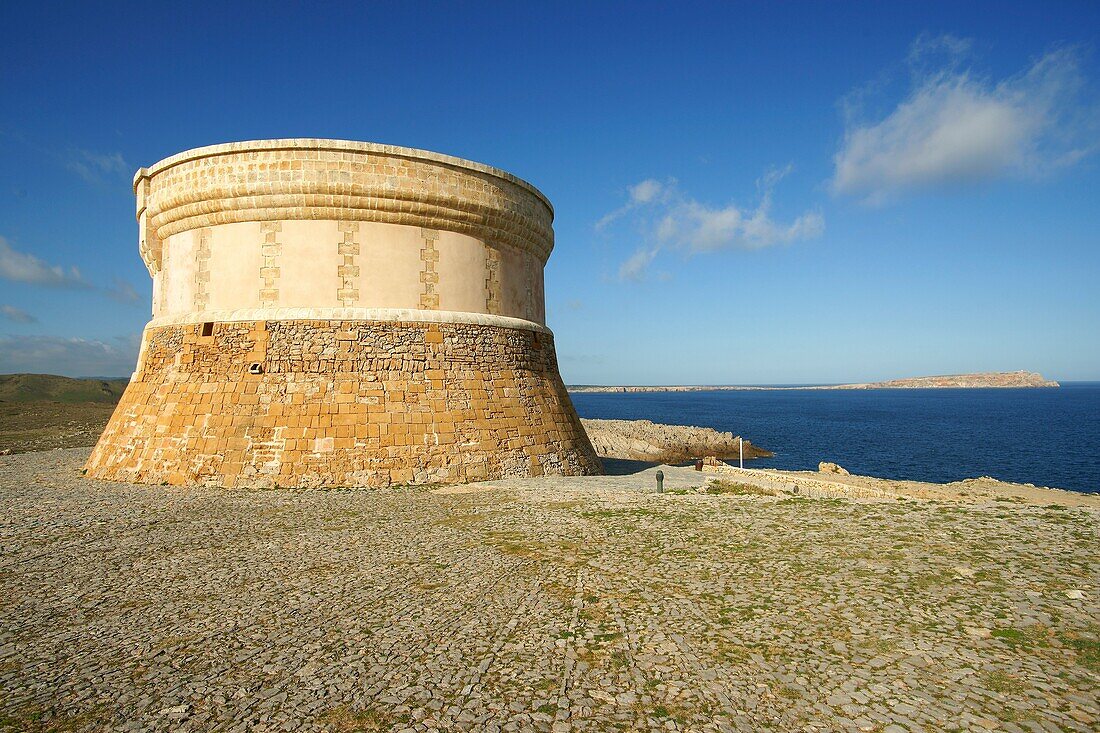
[571,382,1100,494]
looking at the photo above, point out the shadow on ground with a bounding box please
[598,457,658,476]
[600,457,705,476]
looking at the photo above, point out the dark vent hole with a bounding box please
[200,322,214,337]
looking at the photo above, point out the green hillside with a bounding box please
[0,374,129,404]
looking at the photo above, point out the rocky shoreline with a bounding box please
[581,418,771,463]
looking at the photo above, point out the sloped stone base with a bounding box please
[84,319,601,488]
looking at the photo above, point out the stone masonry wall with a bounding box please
[85,320,601,489]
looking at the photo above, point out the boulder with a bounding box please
[818,461,850,476]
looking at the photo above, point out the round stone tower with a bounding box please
[85,139,601,488]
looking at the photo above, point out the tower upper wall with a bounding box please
[135,139,554,327]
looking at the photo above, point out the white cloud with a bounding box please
[0,235,89,288]
[104,277,140,304]
[618,246,661,282]
[604,167,824,280]
[833,42,1097,202]
[1,304,36,324]
[906,33,972,73]
[629,179,664,204]
[0,235,141,303]
[66,149,130,184]
[596,178,673,230]
[657,190,825,254]
[0,334,139,377]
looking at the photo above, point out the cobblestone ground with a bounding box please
[1,449,1097,733]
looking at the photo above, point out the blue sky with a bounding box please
[1,1,1098,382]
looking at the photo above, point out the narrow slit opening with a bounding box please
[200,322,214,337]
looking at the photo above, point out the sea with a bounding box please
[570,382,1100,494]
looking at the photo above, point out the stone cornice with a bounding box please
[146,307,552,334]
[134,139,553,214]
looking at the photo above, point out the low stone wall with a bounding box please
[701,458,900,500]
[85,320,601,488]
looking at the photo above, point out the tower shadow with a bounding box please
[600,457,663,476]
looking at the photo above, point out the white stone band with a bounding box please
[146,307,552,334]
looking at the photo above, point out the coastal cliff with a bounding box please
[569,370,1058,393]
[581,418,772,463]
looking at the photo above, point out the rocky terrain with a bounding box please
[581,418,771,463]
[0,374,129,454]
[1,448,1097,733]
[0,401,117,454]
[569,370,1059,393]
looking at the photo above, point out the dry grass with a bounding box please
[323,705,406,732]
[705,480,778,497]
[0,402,114,454]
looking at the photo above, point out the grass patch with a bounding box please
[484,531,591,564]
[580,507,667,520]
[1059,630,1100,671]
[434,513,484,528]
[990,625,1050,648]
[545,500,586,510]
[324,705,407,732]
[0,708,105,733]
[991,628,1027,644]
[705,480,776,497]
[867,637,898,654]
[983,670,1024,694]
[909,570,955,592]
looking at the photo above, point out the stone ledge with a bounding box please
[147,308,552,334]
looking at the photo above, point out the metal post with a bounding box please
[739,437,743,469]
[655,469,664,493]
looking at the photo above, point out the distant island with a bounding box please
[568,370,1059,393]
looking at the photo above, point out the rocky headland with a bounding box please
[581,418,772,463]
[569,370,1058,393]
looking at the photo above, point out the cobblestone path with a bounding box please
[1,449,1097,732]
